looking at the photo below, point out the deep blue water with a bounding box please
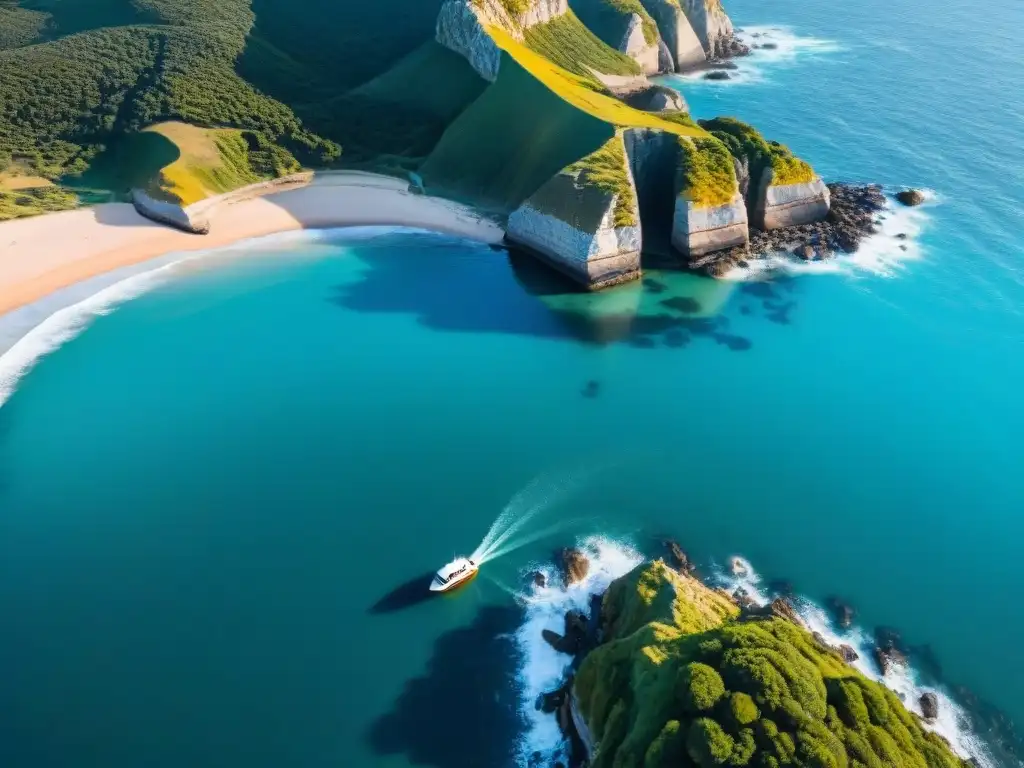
[2,0,1024,766]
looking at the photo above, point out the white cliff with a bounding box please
[618,13,661,75]
[638,0,706,70]
[436,0,568,81]
[506,135,642,289]
[677,0,734,58]
[751,167,831,230]
[672,192,748,256]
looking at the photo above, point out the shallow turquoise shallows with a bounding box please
[2,0,1024,766]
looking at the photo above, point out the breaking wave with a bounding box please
[723,191,937,281]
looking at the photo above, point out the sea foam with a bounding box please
[513,536,643,766]
[723,192,936,282]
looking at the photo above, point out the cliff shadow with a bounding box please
[366,603,521,768]
[330,232,754,350]
[66,131,181,210]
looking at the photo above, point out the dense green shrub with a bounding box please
[676,135,738,207]
[574,561,971,768]
[682,663,727,713]
[698,116,815,187]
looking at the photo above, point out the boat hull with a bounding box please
[430,568,478,593]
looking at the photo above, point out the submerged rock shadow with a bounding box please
[328,232,757,351]
[366,604,521,768]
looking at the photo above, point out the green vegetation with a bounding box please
[574,561,970,768]
[699,116,816,187]
[566,134,637,227]
[0,3,47,49]
[677,136,738,207]
[524,9,642,79]
[570,0,660,48]
[0,186,77,219]
[480,0,533,15]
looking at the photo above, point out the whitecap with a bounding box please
[513,536,643,766]
[722,191,937,281]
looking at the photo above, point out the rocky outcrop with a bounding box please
[873,627,909,676]
[131,189,210,234]
[436,0,568,81]
[618,12,661,74]
[920,692,940,722]
[638,0,706,70]
[751,167,831,230]
[677,0,736,58]
[896,188,926,206]
[561,548,591,585]
[672,192,748,258]
[664,539,696,575]
[507,135,642,290]
[827,596,855,630]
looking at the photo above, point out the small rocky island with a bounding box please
[430,0,904,289]
[537,546,972,767]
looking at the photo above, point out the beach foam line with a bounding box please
[0,225,434,409]
[723,191,936,281]
[513,536,644,766]
[709,554,1000,768]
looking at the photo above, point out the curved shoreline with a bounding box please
[0,171,506,338]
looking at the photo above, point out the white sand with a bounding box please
[0,171,505,322]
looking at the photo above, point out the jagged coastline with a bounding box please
[534,543,980,768]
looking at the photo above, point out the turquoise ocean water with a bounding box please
[1,0,1023,765]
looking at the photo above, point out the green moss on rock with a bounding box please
[565,132,636,227]
[676,135,738,208]
[573,561,972,768]
[699,116,816,187]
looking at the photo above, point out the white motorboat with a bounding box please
[430,556,478,593]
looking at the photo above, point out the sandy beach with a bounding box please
[0,172,505,321]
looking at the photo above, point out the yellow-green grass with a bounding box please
[487,25,707,139]
[565,133,637,227]
[0,186,77,220]
[677,135,738,207]
[699,116,815,187]
[570,0,660,49]
[523,9,641,78]
[0,168,54,190]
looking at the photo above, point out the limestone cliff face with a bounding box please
[506,137,642,290]
[436,0,568,80]
[672,193,748,256]
[618,13,661,75]
[131,188,210,234]
[638,0,706,70]
[751,167,831,230]
[677,0,734,58]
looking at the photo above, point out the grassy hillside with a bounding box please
[569,0,660,50]
[574,561,969,768]
[524,9,642,78]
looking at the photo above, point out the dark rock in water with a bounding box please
[539,683,568,713]
[664,539,695,575]
[561,547,590,585]
[733,589,757,610]
[839,644,860,663]
[873,626,909,675]
[704,70,731,81]
[896,188,926,206]
[532,571,548,588]
[921,692,940,721]
[710,61,739,70]
[899,244,907,251]
[562,610,588,654]
[826,596,855,629]
[741,597,802,625]
[896,232,908,239]
[581,379,601,399]
[758,42,778,49]
[542,629,566,651]
[798,244,815,260]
